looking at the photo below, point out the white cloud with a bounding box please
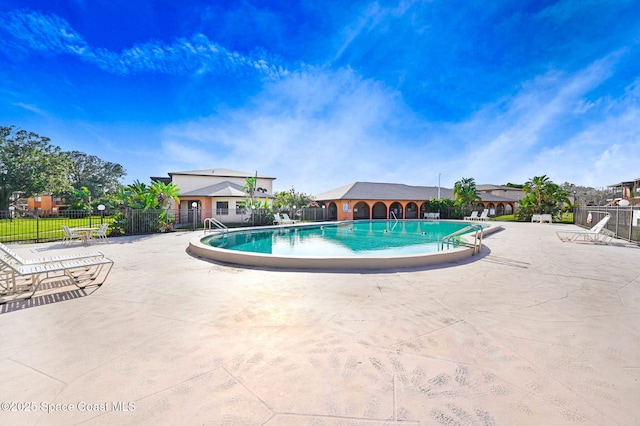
[332,0,419,63]
[156,48,640,195]
[1,9,284,77]
[14,102,47,115]
[159,67,425,193]
[437,53,629,186]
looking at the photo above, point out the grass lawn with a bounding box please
[0,216,114,242]
[491,213,574,223]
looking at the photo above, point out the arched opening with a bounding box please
[372,202,387,219]
[353,202,370,220]
[328,202,338,221]
[389,202,403,219]
[405,202,418,219]
[419,202,429,218]
[488,203,496,216]
[496,204,505,215]
[504,203,514,215]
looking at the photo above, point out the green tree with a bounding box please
[453,177,481,211]
[242,176,259,209]
[149,181,180,210]
[68,186,92,211]
[516,175,570,220]
[0,126,72,209]
[65,151,126,199]
[240,176,272,225]
[504,182,524,189]
[426,197,456,218]
[523,175,551,211]
[108,180,181,234]
[273,187,313,210]
[112,180,158,209]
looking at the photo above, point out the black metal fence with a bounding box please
[574,206,640,243]
[0,207,276,243]
[9,204,600,244]
[0,209,115,243]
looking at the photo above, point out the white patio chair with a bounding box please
[91,224,109,242]
[477,209,489,221]
[62,226,83,245]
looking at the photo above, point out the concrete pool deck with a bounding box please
[0,221,639,425]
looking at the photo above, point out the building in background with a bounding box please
[152,168,276,224]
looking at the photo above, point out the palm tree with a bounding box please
[453,177,481,211]
[242,176,257,208]
[523,175,551,213]
[517,175,571,220]
[150,181,180,210]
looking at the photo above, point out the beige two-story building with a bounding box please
[152,168,276,224]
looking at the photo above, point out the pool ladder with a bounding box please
[204,217,228,235]
[440,224,484,255]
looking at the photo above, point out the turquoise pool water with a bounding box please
[202,220,482,257]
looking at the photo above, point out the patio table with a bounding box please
[70,227,100,245]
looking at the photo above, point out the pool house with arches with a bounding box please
[314,182,455,221]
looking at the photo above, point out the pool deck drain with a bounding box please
[0,221,639,425]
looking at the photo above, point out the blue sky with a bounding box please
[1,1,639,195]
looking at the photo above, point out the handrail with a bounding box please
[390,211,398,222]
[440,224,484,255]
[204,217,228,234]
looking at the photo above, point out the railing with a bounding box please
[203,217,228,234]
[441,224,484,254]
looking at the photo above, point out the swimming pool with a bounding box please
[189,220,500,270]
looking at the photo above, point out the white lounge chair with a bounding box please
[464,211,479,221]
[0,245,113,302]
[281,213,298,224]
[477,209,489,221]
[556,215,613,243]
[274,213,297,225]
[0,242,104,265]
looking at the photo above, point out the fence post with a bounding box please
[36,210,40,243]
[633,207,635,240]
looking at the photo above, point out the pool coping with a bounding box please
[188,220,503,270]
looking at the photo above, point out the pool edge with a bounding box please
[188,221,503,270]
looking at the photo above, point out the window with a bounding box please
[216,201,229,215]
